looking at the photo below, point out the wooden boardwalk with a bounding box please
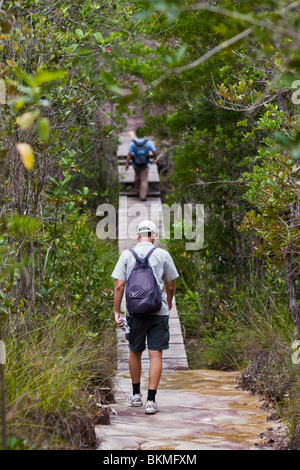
[116,126,188,371]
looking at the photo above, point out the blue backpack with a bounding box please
[126,247,162,316]
[131,138,149,167]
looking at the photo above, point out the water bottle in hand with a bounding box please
[118,316,130,334]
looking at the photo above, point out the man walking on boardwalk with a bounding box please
[111,220,179,414]
[125,128,157,201]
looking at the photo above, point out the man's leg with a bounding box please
[148,350,162,391]
[139,166,149,200]
[134,167,141,195]
[128,350,143,406]
[146,350,162,410]
[129,350,142,384]
[145,316,169,413]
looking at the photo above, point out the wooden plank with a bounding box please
[117,358,189,371]
[119,192,161,198]
[118,164,160,184]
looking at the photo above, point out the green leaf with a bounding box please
[16,143,34,171]
[93,32,105,44]
[16,110,40,130]
[9,96,28,110]
[69,43,78,53]
[48,176,59,185]
[61,175,72,186]
[273,131,292,148]
[32,70,67,86]
[75,28,84,38]
[175,45,187,64]
[37,117,50,142]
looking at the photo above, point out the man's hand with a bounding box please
[114,311,122,322]
[125,162,129,171]
[114,311,125,329]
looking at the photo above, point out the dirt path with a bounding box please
[96,369,273,450]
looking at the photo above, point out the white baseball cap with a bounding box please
[136,220,158,235]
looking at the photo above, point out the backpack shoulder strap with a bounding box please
[129,247,156,264]
[129,248,142,263]
[144,246,156,262]
[133,138,148,146]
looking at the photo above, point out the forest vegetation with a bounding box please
[0,0,300,450]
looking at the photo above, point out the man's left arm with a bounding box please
[165,280,175,310]
[148,141,157,163]
[163,252,179,310]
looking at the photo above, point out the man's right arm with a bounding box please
[125,153,131,171]
[114,279,126,325]
[111,251,127,325]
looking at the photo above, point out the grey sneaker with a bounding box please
[145,400,159,414]
[129,393,143,407]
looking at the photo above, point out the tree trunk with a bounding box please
[0,320,7,450]
[284,200,300,338]
[284,251,300,338]
[0,363,7,450]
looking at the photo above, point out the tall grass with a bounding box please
[237,304,300,448]
[3,311,116,449]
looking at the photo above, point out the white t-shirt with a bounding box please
[111,241,179,316]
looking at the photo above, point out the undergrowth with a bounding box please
[1,215,119,450]
[3,313,116,450]
[176,278,300,449]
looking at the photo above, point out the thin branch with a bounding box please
[205,90,279,112]
[181,180,246,190]
[278,0,300,15]
[43,240,54,277]
[146,0,300,90]
[187,2,300,41]
[149,27,253,88]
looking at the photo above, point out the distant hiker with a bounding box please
[125,128,157,201]
[111,220,179,414]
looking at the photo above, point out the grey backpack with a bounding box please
[126,247,162,316]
